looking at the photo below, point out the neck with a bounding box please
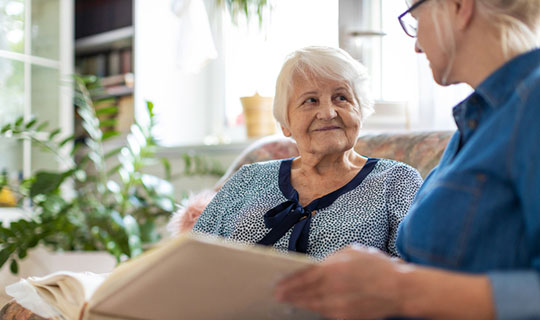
[293,149,366,176]
[451,17,522,88]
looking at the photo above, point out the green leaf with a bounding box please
[36,121,50,131]
[49,128,62,140]
[99,119,116,128]
[0,247,13,268]
[102,130,120,141]
[59,134,75,147]
[127,134,141,157]
[17,248,27,259]
[94,97,116,105]
[10,259,18,274]
[1,123,11,133]
[123,215,142,257]
[182,154,192,174]
[82,121,102,140]
[96,106,118,116]
[141,174,173,196]
[0,226,16,240]
[161,158,171,180]
[146,101,154,118]
[15,116,24,126]
[106,180,121,193]
[140,221,159,243]
[30,171,66,197]
[153,196,175,212]
[25,118,38,129]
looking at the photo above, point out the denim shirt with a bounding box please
[396,48,540,319]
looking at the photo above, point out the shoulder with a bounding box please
[224,159,283,187]
[512,66,540,144]
[371,158,423,183]
[236,159,283,176]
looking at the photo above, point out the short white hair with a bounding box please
[273,46,374,129]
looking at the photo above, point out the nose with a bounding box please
[415,40,423,53]
[317,99,338,120]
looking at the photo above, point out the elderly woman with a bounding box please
[193,46,422,259]
[276,0,540,319]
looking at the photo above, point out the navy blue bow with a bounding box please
[256,200,315,253]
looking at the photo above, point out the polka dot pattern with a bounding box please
[193,158,422,260]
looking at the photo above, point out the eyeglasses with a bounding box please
[398,0,430,38]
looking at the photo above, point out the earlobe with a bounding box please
[281,125,292,137]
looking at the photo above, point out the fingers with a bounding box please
[275,245,403,319]
[274,265,324,300]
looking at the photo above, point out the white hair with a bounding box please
[273,46,374,129]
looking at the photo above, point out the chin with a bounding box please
[313,141,352,155]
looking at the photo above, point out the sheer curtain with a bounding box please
[135,0,339,146]
[379,0,471,131]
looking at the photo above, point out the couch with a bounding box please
[0,130,453,320]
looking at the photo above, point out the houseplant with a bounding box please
[218,0,270,25]
[0,76,223,274]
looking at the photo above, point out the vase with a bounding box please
[240,93,276,138]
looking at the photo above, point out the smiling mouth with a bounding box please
[313,126,341,131]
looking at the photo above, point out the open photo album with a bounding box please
[6,233,319,320]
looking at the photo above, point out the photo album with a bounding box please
[6,233,320,320]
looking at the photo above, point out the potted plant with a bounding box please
[217,0,270,25]
[0,76,223,274]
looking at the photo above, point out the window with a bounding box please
[136,0,471,148]
[135,0,338,146]
[0,0,73,178]
[378,0,472,130]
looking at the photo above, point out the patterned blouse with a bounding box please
[193,158,422,259]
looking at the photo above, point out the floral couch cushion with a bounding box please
[353,131,453,178]
[219,131,452,185]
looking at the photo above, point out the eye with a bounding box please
[334,94,349,103]
[303,97,317,104]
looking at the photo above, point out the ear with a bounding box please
[451,0,475,30]
[281,124,292,137]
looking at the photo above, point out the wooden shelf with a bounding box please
[75,26,134,55]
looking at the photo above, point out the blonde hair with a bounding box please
[475,0,540,56]
[273,46,374,129]
[432,0,540,57]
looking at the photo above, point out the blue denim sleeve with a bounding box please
[488,272,540,319]
[499,79,540,319]
[511,80,540,243]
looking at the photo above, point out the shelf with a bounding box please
[75,26,134,55]
[92,85,134,100]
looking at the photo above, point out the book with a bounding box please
[7,233,319,320]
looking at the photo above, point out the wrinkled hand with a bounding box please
[275,245,408,320]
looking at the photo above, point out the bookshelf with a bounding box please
[74,0,134,137]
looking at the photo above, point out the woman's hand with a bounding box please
[274,245,408,319]
[275,245,496,320]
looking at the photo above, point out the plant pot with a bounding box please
[240,93,276,138]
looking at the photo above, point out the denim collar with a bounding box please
[476,48,540,109]
[453,48,540,137]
